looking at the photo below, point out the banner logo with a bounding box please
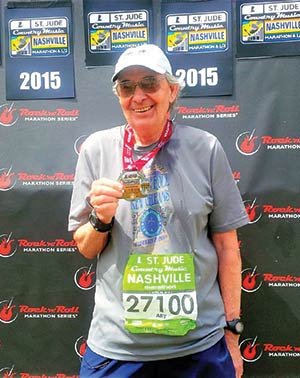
[74,265,96,290]
[9,17,70,58]
[0,235,77,255]
[242,267,300,292]
[241,2,300,45]
[0,103,80,127]
[0,298,18,324]
[242,267,263,293]
[19,238,77,254]
[236,129,261,155]
[74,336,87,359]
[0,365,17,377]
[166,11,228,53]
[0,233,18,258]
[240,336,300,362]
[0,167,74,190]
[244,198,263,224]
[0,366,79,377]
[244,198,300,222]
[236,130,300,155]
[0,103,19,126]
[0,301,80,322]
[240,336,263,362]
[233,171,241,184]
[88,11,149,53]
[0,167,17,191]
[177,104,240,120]
[74,135,88,155]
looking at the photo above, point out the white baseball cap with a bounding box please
[112,44,172,81]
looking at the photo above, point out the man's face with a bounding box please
[116,66,178,138]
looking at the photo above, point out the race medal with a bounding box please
[119,121,173,200]
[122,253,198,336]
[118,170,150,201]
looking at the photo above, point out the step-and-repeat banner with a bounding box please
[1,0,300,377]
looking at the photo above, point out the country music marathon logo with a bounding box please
[240,336,300,362]
[0,298,80,323]
[242,266,300,292]
[0,102,80,127]
[0,365,79,378]
[74,264,96,290]
[0,232,77,256]
[0,166,74,190]
[177,103,240,120]
[236,129,300,155]
[244,198,300,223]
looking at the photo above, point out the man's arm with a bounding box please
[73,178,123,259]
[211,229,243,378]
[73,222,110,260]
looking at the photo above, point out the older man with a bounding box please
[69,44,248,378]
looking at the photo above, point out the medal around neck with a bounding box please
[118,170,150,201]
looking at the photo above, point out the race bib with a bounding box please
[122,253,197,336]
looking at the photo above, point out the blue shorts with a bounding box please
[80,336,235,378]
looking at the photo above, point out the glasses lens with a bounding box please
[118,81,136,97]
[117,76,162,97]
[139,76,160,93]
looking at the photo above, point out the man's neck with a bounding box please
[132,121,168,147]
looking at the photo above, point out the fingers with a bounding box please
[89,178,123,198]
[87,178,123,223]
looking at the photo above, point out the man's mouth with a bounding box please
[134,105,153,113]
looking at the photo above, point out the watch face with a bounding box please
[235,321,244,334]
[226,319,244,334]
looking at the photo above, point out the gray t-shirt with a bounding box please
[68,123,249,361]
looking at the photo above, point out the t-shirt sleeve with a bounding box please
[68,141,96,232]
[208,139,249,233]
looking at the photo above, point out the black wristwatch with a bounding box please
[89,209,114,233]
[225,318,244,335]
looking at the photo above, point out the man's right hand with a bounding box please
[87,178,123,224]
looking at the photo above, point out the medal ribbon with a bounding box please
[122,120,173,171]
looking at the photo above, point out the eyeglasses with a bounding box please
[116,76,164,98]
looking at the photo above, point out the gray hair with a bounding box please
[165,72,184,113]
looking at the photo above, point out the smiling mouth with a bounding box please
[134,105,153,113]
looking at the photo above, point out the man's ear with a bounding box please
[169,84,179,103]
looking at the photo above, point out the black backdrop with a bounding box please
[1,1,300,377]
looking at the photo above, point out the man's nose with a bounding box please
[131,84,148,100]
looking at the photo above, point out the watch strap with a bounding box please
[89,209,114,233]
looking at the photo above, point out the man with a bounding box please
[69,44,248,377]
